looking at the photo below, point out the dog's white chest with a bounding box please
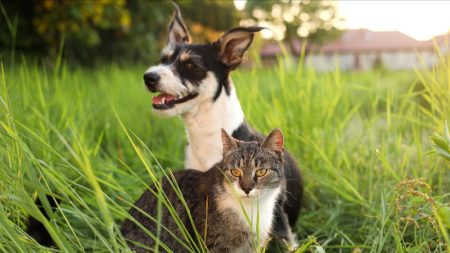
[183,86,244,171]
[185,136,223,171]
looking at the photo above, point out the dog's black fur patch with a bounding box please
[160,44,232,101]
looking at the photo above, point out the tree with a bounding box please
[177,0,239,42]
[242,0,343,46]
[34,0,130,62]
[1,0,343,64]
[0,0,240,65]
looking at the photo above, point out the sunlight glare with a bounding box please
[338,1,450,40]
[234,0,246,11]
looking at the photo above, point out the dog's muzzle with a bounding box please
[151,92,199,110]
[143,71,199,110]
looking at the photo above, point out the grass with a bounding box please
[0,50,449,252]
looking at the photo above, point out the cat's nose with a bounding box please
[241,186,253,195]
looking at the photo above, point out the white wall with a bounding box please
[305,50,439,72]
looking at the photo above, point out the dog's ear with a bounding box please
[168,3,191,45]
[215,26,264,69]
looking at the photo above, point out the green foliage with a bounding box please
[33,0,130,46]
[432,122,450,161]
[0,0,241,65]
[0,0,133,63]
[0,1,346,65]
[0,51,449,252]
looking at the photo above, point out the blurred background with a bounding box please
[1,0,448,69]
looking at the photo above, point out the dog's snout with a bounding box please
[143,72,160,92]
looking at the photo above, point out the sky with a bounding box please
[338,1,450,41]
[233,0,450,41]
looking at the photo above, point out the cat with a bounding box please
[121,128,286,253]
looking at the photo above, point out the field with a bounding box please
[0,54,449,252]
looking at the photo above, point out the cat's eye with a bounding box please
[230,169,241,177]
[255,169,268,177]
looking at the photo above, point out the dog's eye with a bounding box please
[184,61,195,70]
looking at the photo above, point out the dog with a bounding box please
[143,4,303,247]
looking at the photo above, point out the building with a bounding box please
[260,29,449,71]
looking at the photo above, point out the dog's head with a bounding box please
[144,5,263,117]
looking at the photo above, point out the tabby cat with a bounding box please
[121,128,287,253]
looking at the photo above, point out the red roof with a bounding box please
[432,33,450,45]
[314,29,430,53]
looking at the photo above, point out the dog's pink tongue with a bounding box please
[152,94,176,104]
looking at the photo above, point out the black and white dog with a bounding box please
[144,5,303,246]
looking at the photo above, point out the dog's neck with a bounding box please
[182,80,244,171]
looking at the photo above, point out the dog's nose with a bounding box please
[143,72,160,91]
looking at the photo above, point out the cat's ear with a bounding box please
[168,3,191,45]
[221,129,238,155]
[262,128,284,154]
[214,26,264,69]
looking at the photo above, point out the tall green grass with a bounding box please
[0,50,449,252]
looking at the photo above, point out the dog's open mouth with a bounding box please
[152,92,198,110]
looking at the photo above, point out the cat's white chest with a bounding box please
[217,187,281,246]
[241,189,281,244]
